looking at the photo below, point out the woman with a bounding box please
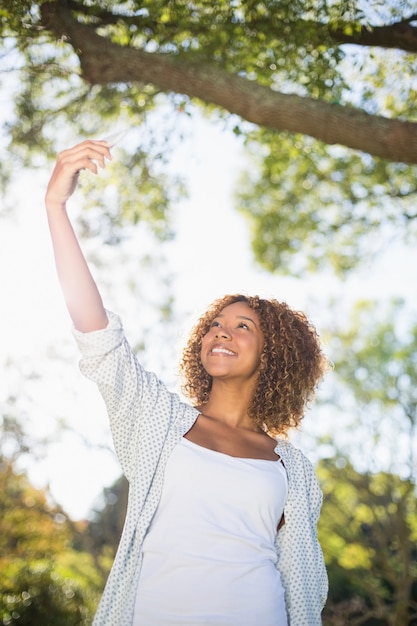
[45,140,328,625]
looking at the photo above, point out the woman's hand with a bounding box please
[45,140,112,209]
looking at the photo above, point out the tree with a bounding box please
[311,299,417,621]
[1,0,417,273]
[318,458,417,625]
[322,298,417,481]
[4,0,417,162]
[0,461,104,625]
[87,474,128,560]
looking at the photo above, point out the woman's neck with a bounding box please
[198,387,257,431]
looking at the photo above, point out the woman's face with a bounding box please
[200,301,264,383]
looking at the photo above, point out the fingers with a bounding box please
[46,141,113,209]
[57,140,113,174]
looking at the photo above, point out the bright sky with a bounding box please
[1,108,416,519]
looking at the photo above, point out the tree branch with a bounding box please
[41,2,417,164]
[63,2,417,54]
[328,15,417,53]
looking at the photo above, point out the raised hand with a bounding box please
[45,140,112,210]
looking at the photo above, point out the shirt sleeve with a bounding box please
[303,453,328,612]
[72,310,180,482]
[275,442,328,625]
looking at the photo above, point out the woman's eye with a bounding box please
[238,323,249,330]
[211,321,220,328]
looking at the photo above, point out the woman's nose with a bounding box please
[215,328,231,339]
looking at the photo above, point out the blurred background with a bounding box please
[1,1,417,624]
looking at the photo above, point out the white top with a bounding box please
[133,436,289,625]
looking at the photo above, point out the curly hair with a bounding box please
[180,294,328,436]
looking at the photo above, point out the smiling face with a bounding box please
[200,301,265,384]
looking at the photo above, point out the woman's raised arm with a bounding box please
[45,140,112,332]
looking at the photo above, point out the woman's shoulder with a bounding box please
[274,438,316,476]
[275,438,323,511]
[274,437,305,459]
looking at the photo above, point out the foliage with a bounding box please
[237,132,417,275]
[319,457,417,625]
[308,299,417,621]
[1,563,91,626]
[87,474,128,559]
[0,0,417,273]
[0,461,104,625]
[323,298,417,479]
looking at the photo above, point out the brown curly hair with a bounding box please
[180,294,328,436]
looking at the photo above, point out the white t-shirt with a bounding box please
[133,436,289,625]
